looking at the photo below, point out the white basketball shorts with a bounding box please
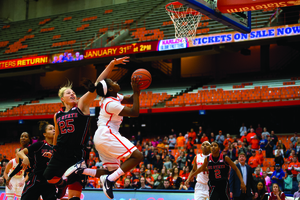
[94,126,137,171]
[5,177,25,198]
[195,182,209,200]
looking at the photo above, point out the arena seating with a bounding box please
[165,78,300,106]
[1,78,300,118]
[0,0,278,60]
[0,0,166,60]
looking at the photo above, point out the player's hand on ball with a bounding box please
[131,77,141,93]
[112,56,130,65]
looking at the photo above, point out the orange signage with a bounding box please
[0,55,49,70]
[84,41,158,59]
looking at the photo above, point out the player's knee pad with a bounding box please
[69,197,80,200]
[68,182,82,191]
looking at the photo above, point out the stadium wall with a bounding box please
[0,0,130,22]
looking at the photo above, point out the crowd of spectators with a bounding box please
[1,124,300,198]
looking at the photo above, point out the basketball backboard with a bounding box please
[177,0,252,33]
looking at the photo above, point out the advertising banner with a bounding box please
[84,41,158,59]
[0,55,49,70]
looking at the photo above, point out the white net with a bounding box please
[166,2,202,42]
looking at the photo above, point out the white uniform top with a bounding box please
[196,153,209,185]
[97,94,125,133]
[8,158,25,179]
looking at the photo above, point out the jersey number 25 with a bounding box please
[59,119,75,134]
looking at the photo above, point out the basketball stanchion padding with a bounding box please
[131,69,152,90]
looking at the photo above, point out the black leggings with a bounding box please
[21,174,56,200]
[208,180,230,200]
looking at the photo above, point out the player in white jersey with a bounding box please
[3,149,26,200]
[186,141,211,200]
[64,56,143,199]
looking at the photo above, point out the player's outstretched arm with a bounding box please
[225,156,246,193]
[185,156,197,185]
[188,157,208,181]
[79,56,130,115]
[16,148,30,170]
[119,78,140,117]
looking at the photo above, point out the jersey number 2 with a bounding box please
[59,119,75,134]
[214,169,221,179]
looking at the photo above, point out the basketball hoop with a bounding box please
[165,2,202,42]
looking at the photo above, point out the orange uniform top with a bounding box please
[200,136,209,143]
[177,136,186,147]
[188,131,197,142]
[288,162,300,176]
[248,156,260,169]
[88,177,99,188]
[223,138,234,148]
[156,143,165,153]
[255,153,264,165]
[250,139,260,150]
[240,135,247,143]
[247,133,256,143]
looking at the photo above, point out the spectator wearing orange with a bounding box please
[200,133,209,144]
[131,168,141,189]
[180,166,190,182]
[223,134,234,149]
[136,141,142,152]
[186,137,194,151]
[250,135,260,150]
[240,131,247,144]
[247,128,256,143]
[188,128,197,143]
[285,143,295,159]
[255,149,264,166]
[248,150,260,173]
[176,132,186,150]
[287,149,296,164]
[145,170,154,188]
[288,156,300,179]
[89,148,96,159]
[115,177,124,189]
[156,140,165,154]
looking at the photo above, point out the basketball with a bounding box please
[131,69,152,90]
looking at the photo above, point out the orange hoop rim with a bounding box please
[165,1,201,16]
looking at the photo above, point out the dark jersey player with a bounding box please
[17,121,56,200]
[186,141,246,200]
